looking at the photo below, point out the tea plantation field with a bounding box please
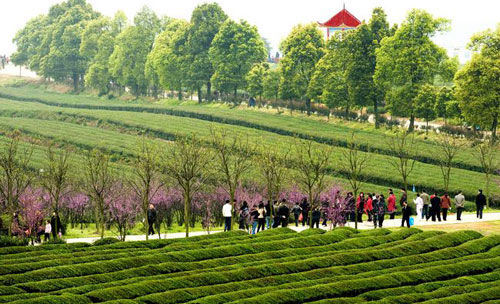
[0,228,499,303]
[0,81,498,202]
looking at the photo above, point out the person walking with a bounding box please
[373,194,386,228]
[222,200,232,232]
[346,192,355,222]
[454,191,465,221]
[440,193,451,221]
[50,212,62,239]
[321,200,329,227]
[311,207,321,229]
[277,199,290,227]
[421,190,430,220]
[250,206,259,234]
[264,201,271,229]
[387,190,397,219]
[300,198,309,227]
[272,200,281,228]
[475,189,486,219]
[292,202,302,227]
[429,193,442,222]
[401,202,412,228]
[44,220,51,242]
[147,204,157,236]
[414,193,424,221]
[257,202,266,232]
[239,201,249,230]
[399,188,407,207]
[356,193,365,223]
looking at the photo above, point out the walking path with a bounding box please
[65,212,500,243]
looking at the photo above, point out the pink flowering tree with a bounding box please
[151,187,182,238]
[279,184,307,206]
[64,193,90,230]
[106,183,140,241]
[17,187,48,243]
[320,185,350,229]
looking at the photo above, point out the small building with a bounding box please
[318,4,361,39]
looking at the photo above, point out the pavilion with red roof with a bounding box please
[318,4,361,39]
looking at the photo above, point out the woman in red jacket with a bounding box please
[365,194,373,221]
[387,190,397,219]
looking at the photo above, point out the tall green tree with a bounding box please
[81,12,127,95]
[146,19,190,100]
[109,7,160,97]
[455,25,499,143]
[246,62,270,102]
[347,8,390,128]
[375,9,450,131]
[11,15,48,72]
[414,84,438,134]
[263,68,281,101]
[308,33,350,114]
[209,19,267,99]
[280,23,324,115]
[185,3,228,102]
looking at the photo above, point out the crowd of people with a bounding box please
[0,55,9,69]
[222,188,489,233]
[11,211,62,243]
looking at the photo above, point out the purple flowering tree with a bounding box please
[65,193,90,230]
[151,186,181,238]
[106,183,140,241]
[18,187,48,243]
[279,185,307,206]
[320,185,349,229]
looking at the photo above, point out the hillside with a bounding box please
[0,78,497,203]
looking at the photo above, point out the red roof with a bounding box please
[319,8,361,28]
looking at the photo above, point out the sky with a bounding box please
[1,0,498,63]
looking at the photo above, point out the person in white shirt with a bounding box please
[222,200,232,231]
[414,193,424,221]
[44,220,52,242]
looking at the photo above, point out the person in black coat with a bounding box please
[300,198,309,226]
[401,202,412,228]
[311,207,321,229]
[265,201,272,229]
[277,199,290,227]
[147,204,157,235]
[291,202,302,227]
[429,193,442,222]
[50,212,62,239]
[475,189,486,219]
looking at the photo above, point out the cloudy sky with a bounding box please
[1,0,498,62]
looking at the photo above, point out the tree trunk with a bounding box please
[374,99,379,129]
[234,86,238,100]
[184,194,190,238]
[305,98,311,116]
[408,114,415,132]
[197,88,202,104]
[178,89,183,101]
[491,113,498,144]
[207,82,212,101]
[426,120,429,135]
[72,74,78,92]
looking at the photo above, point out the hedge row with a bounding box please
[0,293,45,303]
[11,229,358,292]
[0,92,485,174]
[85,231,480,302]
[418,285,500,304]
[46,230,412,296]
[145,236,498,304]
[372,279,499,303]
[7,294,90,304]
[0,230,306,275]
[361,269,500,300]
[230,256,500,304]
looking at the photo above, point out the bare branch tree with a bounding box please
[387,131,417,192]
[474,142,499,208]
[129,137,163,240]
[162,134,213,237]
[0,134,33,236]
[339,132,369,230]
[436,134,466,193]
[257,144,289,218]
[83,149,114,239]
[40,144,72,238]
[293,139,332,226]
[210,127,254,229]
